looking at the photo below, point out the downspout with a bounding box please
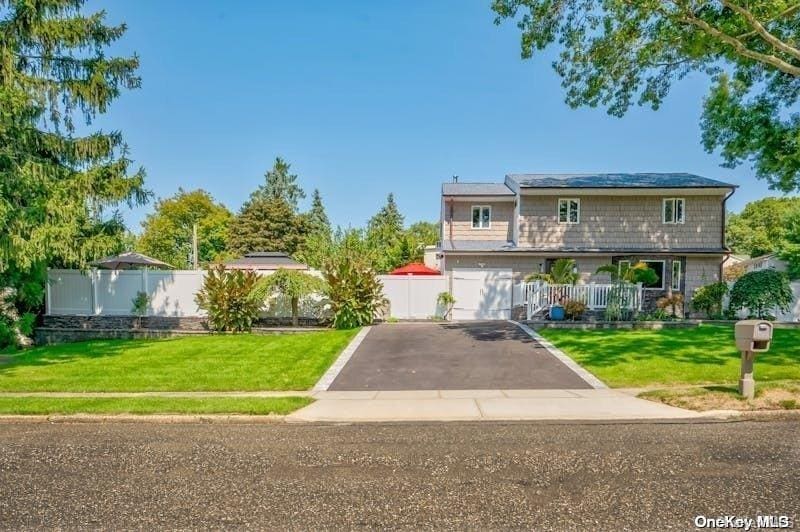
[720,187,736,281]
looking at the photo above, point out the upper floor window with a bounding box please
[558,198,580,224]
[663,198,685,224]
[471,205,491,229]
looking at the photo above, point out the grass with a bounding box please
[0,329,359,392]
[0,396,313,415]
[537,324,800,388]
[639,381,800,412]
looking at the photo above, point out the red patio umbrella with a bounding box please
[390,263,441,275]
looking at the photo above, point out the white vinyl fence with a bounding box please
[722,280,800,323]
[378,275,448,319]
[47,269,205,316]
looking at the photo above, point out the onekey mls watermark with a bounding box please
[695,515,794,530]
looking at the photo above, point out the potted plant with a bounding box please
[131,291,149,329]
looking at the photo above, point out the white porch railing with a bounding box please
[524,281,644,320]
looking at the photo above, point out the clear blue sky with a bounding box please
[88,0,795,233]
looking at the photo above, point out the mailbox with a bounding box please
[734,320,773,353]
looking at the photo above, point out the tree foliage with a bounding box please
[307,189,332,238]
[729,269,793,319]
[195,264,262,332]
[322,230,387,329]
[525,258,579,284]
[0,0,148,273]
[779,207,800,279]
[255,269,325,326]
[493,1,800,191]
[596,261,659,286]
[367,193,405,272]
[727,197,800,256]
[250,157,305,210]
[228,196,309,257]
[137,189,232,269]
[692,281,729,318]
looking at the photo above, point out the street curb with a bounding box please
[0,414,287,424]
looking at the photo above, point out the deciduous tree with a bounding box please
[137,189,232,269]
[493,1,800,191]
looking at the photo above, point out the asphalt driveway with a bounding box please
[328,321,593,390]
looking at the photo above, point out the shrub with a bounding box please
[691,282,729,318]
[563,299,587,320]
[729,269,793,319]
[525,258,578,284]
[656,293,684,318]
[324,252,387,329]
[436,292,456,320]
[195,264,263,332]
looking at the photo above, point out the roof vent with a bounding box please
[452,175,458,183]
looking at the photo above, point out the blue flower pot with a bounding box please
[550,305,565,321]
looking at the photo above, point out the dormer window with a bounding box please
[663,198,685,224]
[471,205,491,229]
[558,198,580,224]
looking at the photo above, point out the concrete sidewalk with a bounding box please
[288,389,702,422]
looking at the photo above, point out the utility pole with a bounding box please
[192,223,199,270]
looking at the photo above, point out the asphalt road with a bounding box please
[0,420,797,530]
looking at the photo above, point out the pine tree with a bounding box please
[367,193,405,272]
[227,197,309,257]
[0,1,148,274]
[0,1,147,345]
[251,157,305,210]
[307,189,331,237]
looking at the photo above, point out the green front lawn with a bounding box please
[537,325,800,388]
[0,396,313,415]
[0,330,358,392]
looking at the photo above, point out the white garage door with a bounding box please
[451,268,513,320]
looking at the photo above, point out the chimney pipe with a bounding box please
[452,175,458,183]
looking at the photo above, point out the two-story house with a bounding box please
[439,173,736,320]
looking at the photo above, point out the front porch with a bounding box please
[521,281,644,320]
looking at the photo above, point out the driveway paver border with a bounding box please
[510,320,608,389]
[312,326,372,392]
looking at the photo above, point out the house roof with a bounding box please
[442,182,515,196]
[505,173,736,189]
[389,262,441,275]
[225,252,308,270]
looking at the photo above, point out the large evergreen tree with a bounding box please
[0,0,147,344]
[137,189,232,269]
[367,193,405,272]
[227,196,309,257]
[307,189,331,237]
[251,157,305,210]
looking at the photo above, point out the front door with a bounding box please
[451,268,512,320]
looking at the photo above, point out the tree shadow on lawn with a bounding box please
[0,338,175,376]
[546,326,800,369]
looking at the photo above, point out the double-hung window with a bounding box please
[558,198,580,224]
[663,198,685,224]
[471,205,491,229]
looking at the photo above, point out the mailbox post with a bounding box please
[734,320,774,399]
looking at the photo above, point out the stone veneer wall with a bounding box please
[36,314,326,345]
